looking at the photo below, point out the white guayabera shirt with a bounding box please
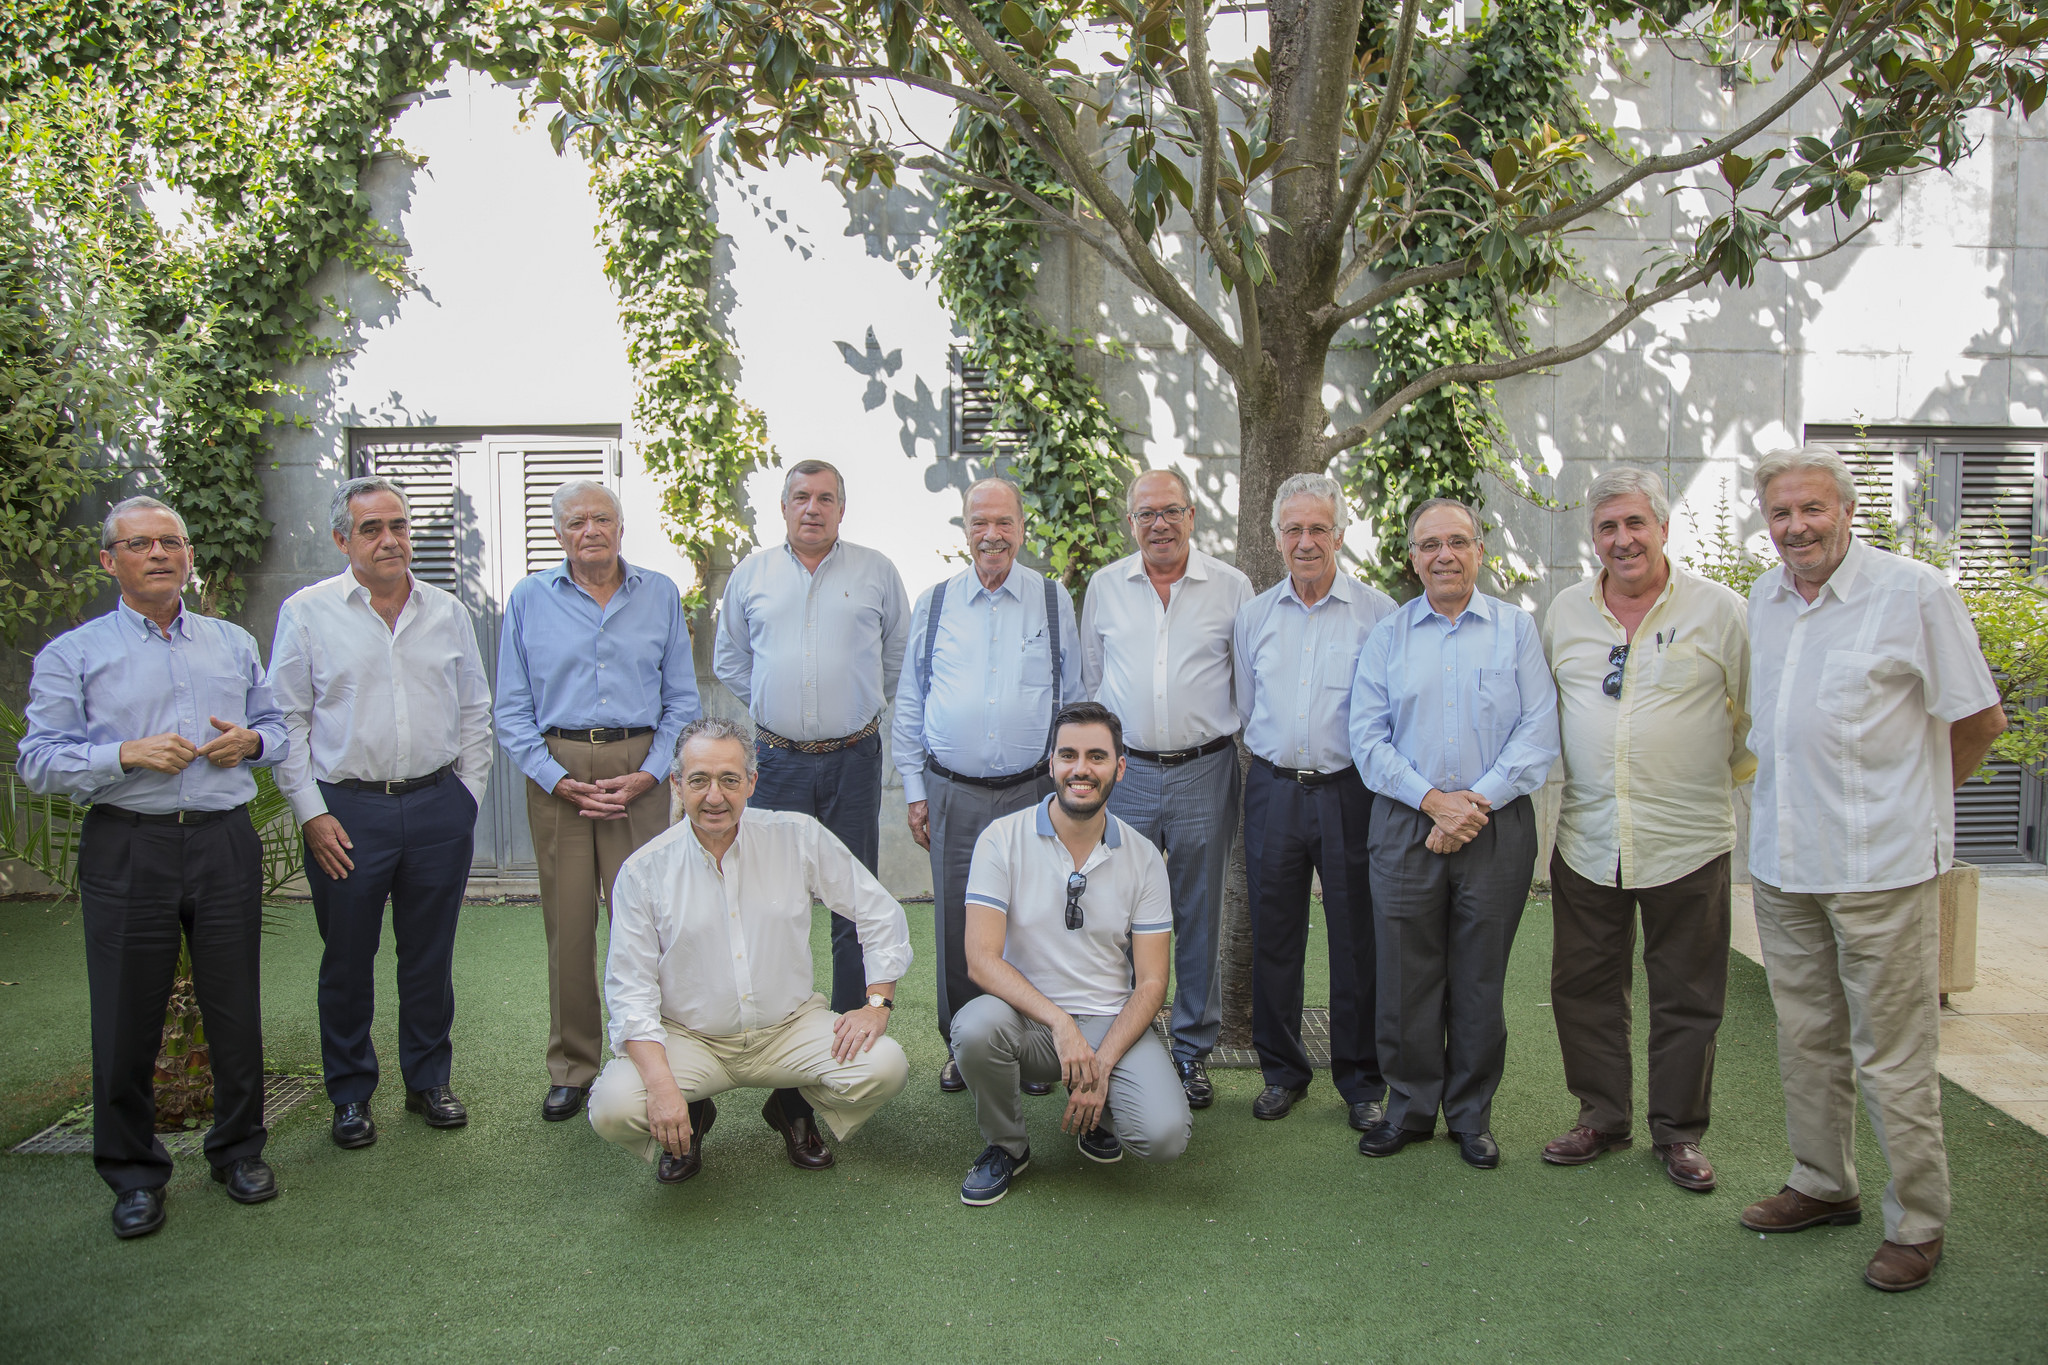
[1747,537,1999,894]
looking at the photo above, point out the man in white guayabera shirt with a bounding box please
[588,717,911,1186]
[1738,444,2006,1295]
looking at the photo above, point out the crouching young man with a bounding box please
[588,716,912,1183]
[952,702,1191,1205]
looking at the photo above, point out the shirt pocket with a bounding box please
[1646,642,1699,693]
[1473,666,1520,735]
[1814,649,1884,720]
[201,673,254,729]
[1322,641,1359,690]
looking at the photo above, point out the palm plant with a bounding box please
[0,701,303,1129]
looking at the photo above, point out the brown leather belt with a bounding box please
[757,715,883,755]
[1125,734,1234,767]
[545,726,654,744]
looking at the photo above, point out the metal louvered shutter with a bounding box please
[950,347,1027,459]
[1950,445,2042,863]
[516,445,611,574]
[1830,443,1905,540]
[357,443,461,593]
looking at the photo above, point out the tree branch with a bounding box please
[1179,0,1223,244]
[1318,256,1474,329]
[904,154,1156,296]
[1327,0,1424,254]
[1319,260,1718,461]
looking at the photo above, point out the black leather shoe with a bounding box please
[1022,1079,1054,1097]
[331,1101,376,1149]
[1253,1084,1309,1120]
[542,1085,588,1122]
[1176,1057,1214,1110]
[1348,1099,1386,1132]
[761,1094,835,1170]
[1452,1129,1501,1169]
[939,1059,967,1093]
[111,1187,165,1239]
[1358,1120,1434,1157]
[405,1085,468,1128]
[656,1099,717,1184]
[211,1156,277,1204]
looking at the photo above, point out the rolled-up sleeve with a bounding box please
[604,857,669,1050]
[810,821,912,987]
[1472,612,1560,809]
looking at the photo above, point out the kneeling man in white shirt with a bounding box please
[589,717,912,1184]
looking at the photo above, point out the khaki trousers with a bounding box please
[587,995,909,1161]
[1751,876,1949,1243]
[527,731,670,1087]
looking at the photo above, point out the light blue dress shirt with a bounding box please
[20,600,288,813]
[1234,574,1397,773]
[891,563,1083,803]
[1349,591,1559,811]
[494,559,703,792]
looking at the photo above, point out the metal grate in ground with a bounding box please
[1152,1005,1331,1069]
[10,1075,319,1156]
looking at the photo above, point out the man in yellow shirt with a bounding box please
[1540,468,1753,1193]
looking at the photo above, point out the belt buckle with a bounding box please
[383,779,402,796]
[591,730,610,745]
[1294,768,1313,785]
[176,809,196,825]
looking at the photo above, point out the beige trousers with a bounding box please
[527,731,670,1087]
[1751,876,1949,1243]
[588,995,909,1162]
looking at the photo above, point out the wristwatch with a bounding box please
[864,993,894,1011]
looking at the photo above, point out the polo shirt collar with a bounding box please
[1034,795,1123,848]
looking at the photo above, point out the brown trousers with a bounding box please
[528,731,670,1087]
[1548,850,1730,1145]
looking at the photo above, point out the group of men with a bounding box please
[24,445,2003,1295]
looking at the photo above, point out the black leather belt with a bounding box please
[1125,734,1235,766]
[93,803,244,827]
[1250,753,1354,788]
[331,763,454,796]
[925,755,1049,790]
[545,726,654,743]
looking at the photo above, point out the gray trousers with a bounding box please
[1367,793,1537,1134]
[951,994,1191,1162]
[1105,745,1238,1062]
[925,764,1056,1048]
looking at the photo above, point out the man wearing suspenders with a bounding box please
[893,477,1082,1091]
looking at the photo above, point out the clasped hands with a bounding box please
[1420,788,1491,855]
[119,717,261,775]
[553,769,659,820]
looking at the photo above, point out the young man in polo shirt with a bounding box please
[951,701,1191,1206]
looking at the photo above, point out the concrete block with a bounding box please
[1792,349,1904,426]
[2009,357,2048,425]
[1903,355,2013,426]
[2020,139,2048,250]
[2015,250,2048,355]
[1670,350,1792,461]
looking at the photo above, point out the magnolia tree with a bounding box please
[525,0,2045,586]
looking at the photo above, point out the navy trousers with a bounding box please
[304,777,476,1105]
[1243,762,1383,1104]
[78,806,267,1193]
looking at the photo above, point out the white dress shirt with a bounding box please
[1546,561,1755,890]
[1747,537,1999,894]
[1080,548,1253,752]
[268,569,494,825]
[604,808,914,1048]
[891,563,1083,802]
[713,540,910,741]
[1233,574,1397,772]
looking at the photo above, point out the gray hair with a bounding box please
[672,715,759,777]
[101,495,189,549]
[331,476,411,537]
[1270,472,1349,538]
[782,459,846,503]
[551,479,622,531]
[962,475,1025,520]
[1406,497,1482,543]
[1585,466,1671,534]
[1126,466,1195,517]
[1753,444,1857,513]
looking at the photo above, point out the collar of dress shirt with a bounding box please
[545,556,642,596]
[1034,794,1124,847]
[965,562,1026,603]
[1586,557,1679,625]
[116,597,191,640]
[1408,587,1495,628]
[1278,572,1357,611]
[780,539,843,573]
[343,566,420,607]
[1121,545,1211,585]
[1762,534,1868,607]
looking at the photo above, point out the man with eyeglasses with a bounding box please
[893,477,1080,1094]
[21,496,288,1238]
[1079,467,1253,1110]
[269,476,494,1150]
[495,479,701,1123]
[952,702,1189,1205]
[588,716,910,1184]
[1232,473,1395,1129]
[1350,498,1558,1169]
[1539,467,1751,1193]
[714,458,910,1167]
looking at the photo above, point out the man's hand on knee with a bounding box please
[645,1082,693,1156]
[1054,1019,1101,1095]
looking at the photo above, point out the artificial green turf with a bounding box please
[2,893,2044,1363]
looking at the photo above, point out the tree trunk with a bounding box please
[154,946,213,1131]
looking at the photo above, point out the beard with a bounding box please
[1054,769,1117,821]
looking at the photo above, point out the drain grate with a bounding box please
[11,1075,320,1156]
[1151,1006,1332,1069]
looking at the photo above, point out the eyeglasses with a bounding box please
[1409,535,1477,556]
[1602,644,1629,699]
[113,535,189,555]
[1130,506,1190,527]
[1064,870,1088,930]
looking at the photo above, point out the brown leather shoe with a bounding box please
[1541,1124,1632,1166]
[1652,1141,1717,1191]
[1740,1185,1862,1232]
[1864,1236,1943,1292]
[761,1094,835,1170]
